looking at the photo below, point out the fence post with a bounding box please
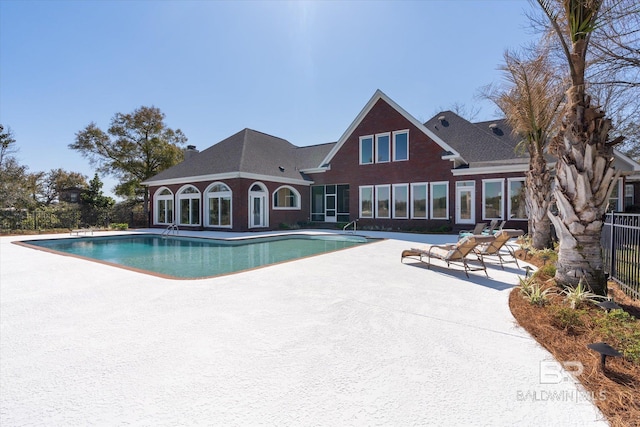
[609,212,615,279]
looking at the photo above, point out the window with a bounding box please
[411,183,428,219]
[608,179,623,212]
[206,183,231,227]
[376,185,390,218]
[483,179,504,220]
[155,188,174,225]
[376,133,390,163]
[336,184,350,222]
[393,184,408,219]
[273,186,300,209]
[311,186,325,221]
[624,184,634,209]
[359,186,374,218]
[430,182,448,219]
[178,185,201,226]
[393,130,409,161]
[359,136,373,165]
[508,178,527,220]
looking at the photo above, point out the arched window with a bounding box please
[205,182,232,228]
[273,186,300,209]
[177,185,201,226]
[154,187,174,225]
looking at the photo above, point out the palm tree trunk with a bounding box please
[548,100,620,294]
[526,156,553,249]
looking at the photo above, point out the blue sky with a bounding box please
[0,0,538,197]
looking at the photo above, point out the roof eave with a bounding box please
[143,171,313,187]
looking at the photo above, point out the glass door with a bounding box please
[249,183,267,228]
[456,184,475,225]
[325,185,336,223]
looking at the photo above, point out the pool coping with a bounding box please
[13,230,385,281]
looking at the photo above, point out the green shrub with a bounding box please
[560,277,604,309]
[530,247,558,264]
[551,306,586,332]
[110,223,128,231]
[534,264,556,279]
[518,277,553,306]
[431,225,453,233]
[594,309,640,364]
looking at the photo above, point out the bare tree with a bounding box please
[0,124,18,168]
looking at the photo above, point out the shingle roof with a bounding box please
[424,111,529,166]
[144,128,335,184]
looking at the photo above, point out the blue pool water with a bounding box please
[22,233,374,279]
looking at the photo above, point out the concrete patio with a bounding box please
[0,230,606,426]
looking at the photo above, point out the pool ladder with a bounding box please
[343,219,357,234]
[161,223,179,237]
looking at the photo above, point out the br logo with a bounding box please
[539,360,584,384]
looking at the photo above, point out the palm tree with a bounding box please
[537,0,624,294]
[485,48,564,249]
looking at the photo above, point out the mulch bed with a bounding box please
[511,251,640,427]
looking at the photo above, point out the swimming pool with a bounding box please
[19,233,375,279]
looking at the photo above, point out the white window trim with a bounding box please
[392,183,409,219]
[177,184,201,226]
[482,179,504,221]
[272,185,301,210]
[507,177,527,221]
[204,182,232,228]
[392,129,409,162]
[609,178,623,212]
[154,186,174,225]
[455,181,476,225]
[375,184,391,218]
[410,182,428,219]
[359,135,374,165]
[359,185,374,218]
[248,181,269,228]
[375,133,391,164]
[430,181,449,220]
[624,183,634,207]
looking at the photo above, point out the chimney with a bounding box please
[184,145,199,160]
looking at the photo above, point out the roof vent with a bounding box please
[489,123,498,129]
[438,115,446,121]
[278,166,285,172]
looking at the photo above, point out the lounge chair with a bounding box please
[484,219,500,235]
[458,223,487,239]
[70,227,93,236]
[474,229,524,269]
[401,235,495,277]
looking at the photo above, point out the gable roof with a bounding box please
[316,90,462,169]
[143,128,334,186]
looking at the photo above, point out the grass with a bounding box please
[512,249,640,427]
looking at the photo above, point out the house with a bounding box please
[59,187,84,204]
[142,90,640,232]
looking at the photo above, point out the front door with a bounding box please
[325,185,337,223]
[456,187,475,224]
[249,183,268,228]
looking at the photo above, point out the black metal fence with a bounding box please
[602,212,640,300]
[0,208,149,232]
